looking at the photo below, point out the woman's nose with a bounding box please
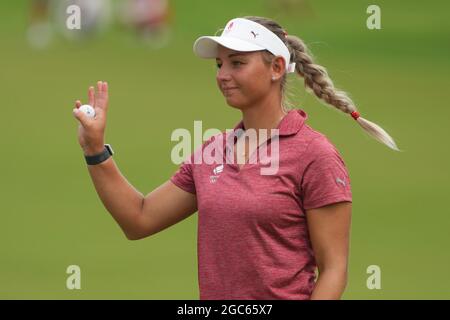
[216,65,232,82]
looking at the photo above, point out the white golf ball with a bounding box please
[79,105,96,118]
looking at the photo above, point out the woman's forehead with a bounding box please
[216,47,258,59]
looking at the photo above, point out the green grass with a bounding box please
[1,0,449,299]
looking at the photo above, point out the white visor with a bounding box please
[193,18,296,73]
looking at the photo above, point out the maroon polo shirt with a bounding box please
[170,108,353,299]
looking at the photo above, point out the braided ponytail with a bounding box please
[243,16,401,152]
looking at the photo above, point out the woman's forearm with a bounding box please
[309,270,347,300]
[86,155,144,239]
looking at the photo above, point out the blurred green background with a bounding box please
[1,0,449,299]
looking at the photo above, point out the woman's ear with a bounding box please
[271,56,286,81]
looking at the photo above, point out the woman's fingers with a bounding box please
[88,86,95,106]
[72,107,90,126]
[95,80,109,111]
[72,81,109,125]
[96,81,103,102]
[101,82,108,110]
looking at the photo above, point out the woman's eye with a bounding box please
[215,61,242,69]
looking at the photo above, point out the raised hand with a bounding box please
[72,81,109,156]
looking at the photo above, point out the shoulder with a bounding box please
[299,124,346,164]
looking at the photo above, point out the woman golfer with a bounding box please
[72,16,399,300]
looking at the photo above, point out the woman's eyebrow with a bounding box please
[228,53,245,58]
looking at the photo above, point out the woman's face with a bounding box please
[215,45,274,110]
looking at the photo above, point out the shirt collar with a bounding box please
[223,108,308,160]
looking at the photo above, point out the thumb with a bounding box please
[72,108,89,126]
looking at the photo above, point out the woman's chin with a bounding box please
[224,96,247,109]
[225,100,244,110]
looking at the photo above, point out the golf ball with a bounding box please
[79,105,96,118]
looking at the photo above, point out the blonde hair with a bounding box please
[243,16,401,152]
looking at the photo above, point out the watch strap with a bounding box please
[84,144,114,165]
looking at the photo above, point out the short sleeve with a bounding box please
[170,153,196,195]
[300,146,352,210]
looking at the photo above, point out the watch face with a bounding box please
[105,144,114,155]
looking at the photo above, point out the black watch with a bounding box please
[84,144,114,165]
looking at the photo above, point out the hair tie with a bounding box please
[350,111,360,120]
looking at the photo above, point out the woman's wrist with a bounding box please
[83,144,105,156]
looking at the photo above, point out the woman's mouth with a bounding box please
[223,87,238,94]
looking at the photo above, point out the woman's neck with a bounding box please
[241,98,288,139]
